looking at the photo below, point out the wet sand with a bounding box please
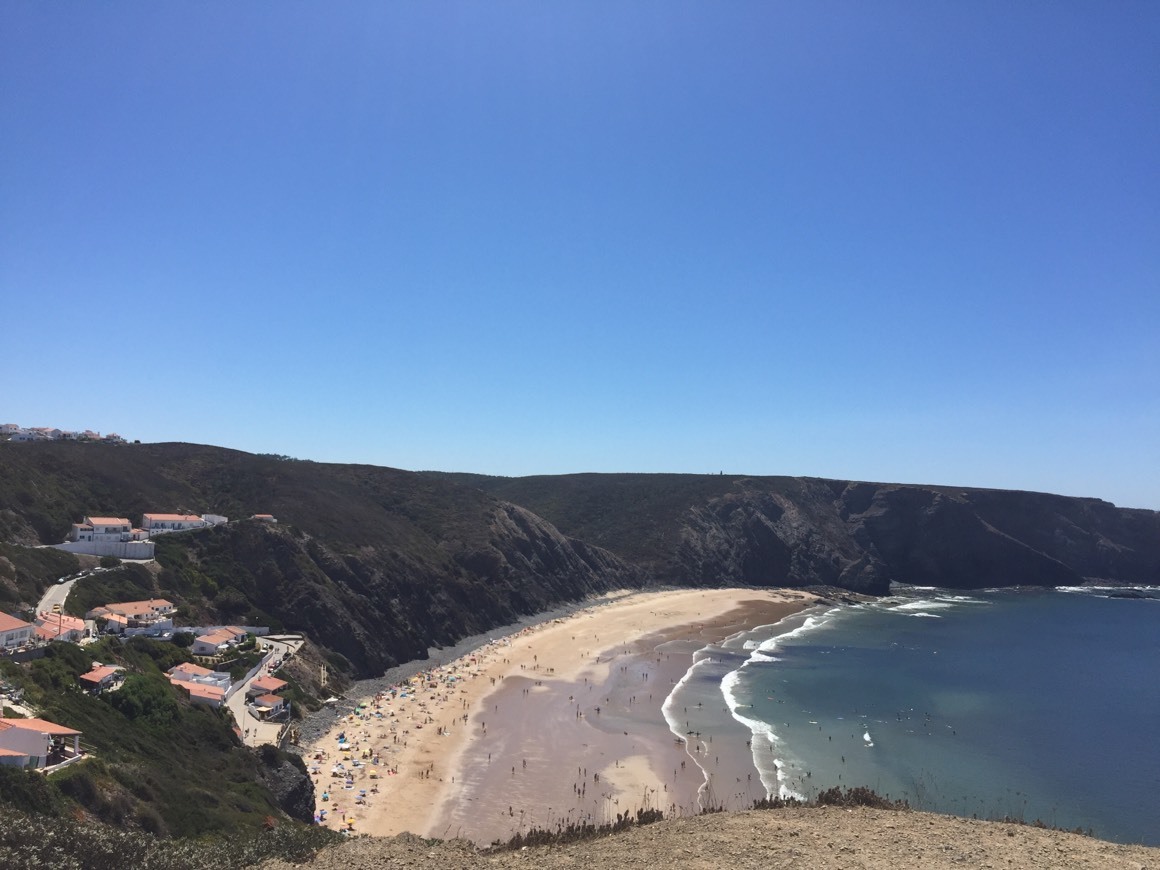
[303,588,816,843]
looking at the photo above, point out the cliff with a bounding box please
[0,442,641,678]
[1,443,1157,681]
[438,473,1160,593]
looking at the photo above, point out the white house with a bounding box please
[3,424,128,443]
[58,517,154,558]
[0,613,34,650]
[246,675,287,699]
[181,682,226,708]
[88,599,174,633]
[192,626,248,656]
[167,663,230,708]
[252,693,287,719]
[77,664,123,693]
[70,517,133,543]
[142,513,208,534]
[167,662,231,692]
[0,718,82,768]
[34,612,86,643]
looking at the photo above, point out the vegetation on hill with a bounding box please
[149,516,632,677]
[63,562,160,618]
[0,802,338,870]
[432,472,1160,591]
[0,443,640,681]
[0,441,1157,861]
[1,441,1157,679]
[0,543,80,611]
[0,637,313,839]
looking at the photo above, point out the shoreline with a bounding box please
[301,588,817,842]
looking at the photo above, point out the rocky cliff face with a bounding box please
[455,474,1160,595]
[0,443,642,678]
[671,481,1160,593]
[257,748,316,823]
[1,444,1157,679]
[154,503,640,678]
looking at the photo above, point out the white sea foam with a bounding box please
[721,668,805,800]
[755,607,842,655]
[891,600,956,612]
[712,606,843,801]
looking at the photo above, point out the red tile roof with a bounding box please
[0,717,82,736]
[93,599,174,618]
[183,683,226,701]
[36,613,84,633]
[0,613,32,633]
[78,665,121,684]
[250,675,287,693]
[168,662,214,678]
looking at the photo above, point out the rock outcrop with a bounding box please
[256,747,316,823]
[454,473,1160,594]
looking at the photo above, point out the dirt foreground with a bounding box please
[257,805,1157,869]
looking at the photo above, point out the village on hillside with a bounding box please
[56,511,277,560]
[0,422,129,443]
[0,506,297,772]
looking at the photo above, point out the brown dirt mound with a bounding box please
[255,806,1157,869]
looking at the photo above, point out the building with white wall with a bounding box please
[70,517,134,542]
[88,599,175,633]
[192,626,248,656]
[34,612,86,643]
[0,613,34,650]
[142,513,208,533]
[0,718,82,768]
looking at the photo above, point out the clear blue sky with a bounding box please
[2,2,1157,509]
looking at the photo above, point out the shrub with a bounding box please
[107,675,179,727]
[0,767,67,816]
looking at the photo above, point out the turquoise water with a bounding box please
[673,587,1160,845]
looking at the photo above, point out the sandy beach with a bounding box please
[303,587,816,844]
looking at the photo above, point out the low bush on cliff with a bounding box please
[0,805,340,870]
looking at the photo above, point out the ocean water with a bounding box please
[665,586,1160,845]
